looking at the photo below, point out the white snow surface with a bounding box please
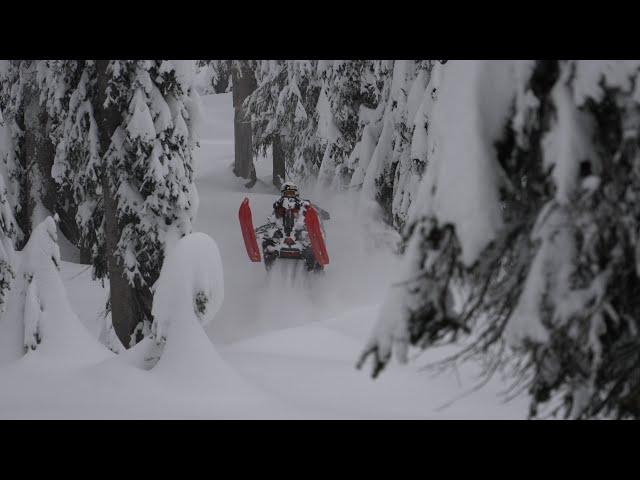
[0,93,529,419]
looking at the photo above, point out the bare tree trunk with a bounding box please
[232,62,257,183]
[92,60,138,348]
[272,134,285,188]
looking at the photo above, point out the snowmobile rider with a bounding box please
[261,182,321,271]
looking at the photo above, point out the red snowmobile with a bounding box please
[239,182,330,272]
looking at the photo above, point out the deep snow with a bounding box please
[0,93,529,419]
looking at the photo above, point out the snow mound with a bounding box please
[152,232,224,342]
[0,217,110,368]
[148,232,248,388]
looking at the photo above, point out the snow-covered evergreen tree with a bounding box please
[44,60,112,273]
[21,61,57,231]
[345,61,393,194]
[98,60,201,346]
[245,60,287,170]
[0,60,28,244]
[354,61,443,230]
[245,60,437,231]
[0,60,63,241]
[38,60,95,262]
[230,60,258,182]
[0,62,28,316]
[315,60,384,191]
[0,60,95,265]
[358,60,640,420]
[193,60,232,95]
[0,127,19,315]
[209,60,232,94]
[245,60,323,185]
[11,59,202,349]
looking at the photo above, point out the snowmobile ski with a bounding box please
[305,205,329,266]
[239,198,261,262]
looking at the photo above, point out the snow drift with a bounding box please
[0,216,110,368]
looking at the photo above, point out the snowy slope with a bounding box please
[0,93,529,419]
[222,310,526,419]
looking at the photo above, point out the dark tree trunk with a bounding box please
[22,77,38,236]
[232,62,257,182]
[56,199,92,263]
[24,86,57,221]
[13,65,32,244]
[20,62,57,246]
[92,60,139,348]
[272,135,285,188]
[34,110,56,216]
[13,107,29,249]
[24,64,88,262]
[64,198,92,263]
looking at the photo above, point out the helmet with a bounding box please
[280,182,299,198]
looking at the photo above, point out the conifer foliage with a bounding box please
[358,60,640,419]
[0,60,200,348]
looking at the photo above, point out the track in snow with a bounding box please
[191,93,529,419]
[194,94,399,345]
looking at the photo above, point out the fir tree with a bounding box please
[38,60,95,262]
[94,60,200,347]
[358,60,640,419]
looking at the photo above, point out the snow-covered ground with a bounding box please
[0,93,529,419]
